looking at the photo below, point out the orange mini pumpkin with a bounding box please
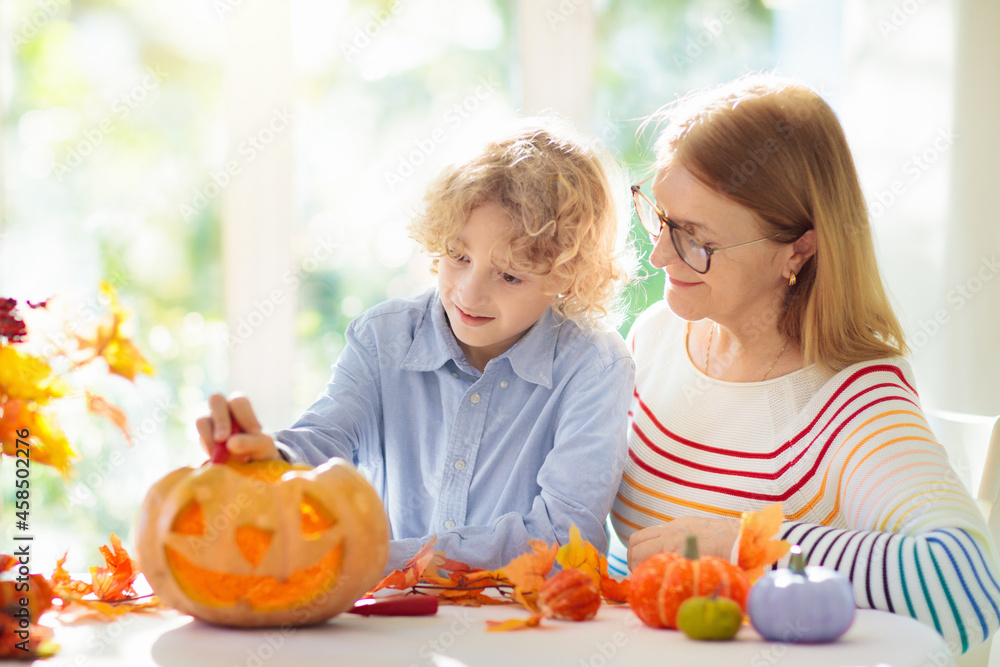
[135,457,389,627]
[629,534,749,629]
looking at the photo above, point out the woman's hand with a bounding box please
[195,393,280,463]
[627,515,741,570]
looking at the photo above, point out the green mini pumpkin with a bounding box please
[677,594,743,640]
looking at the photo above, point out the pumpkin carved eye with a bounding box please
[300,493,336,538]
[171,500,204,535]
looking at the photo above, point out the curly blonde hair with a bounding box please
[408,121,634,327]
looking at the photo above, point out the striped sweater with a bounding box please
[611,302,1000,654]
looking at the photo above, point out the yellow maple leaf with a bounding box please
[485,613,543,632]
[737,502,792,581]
[0,400,76,474]
[500,540,558,610]
[0,346,69,404]
[556,524,602,587]
[72,282,153,382]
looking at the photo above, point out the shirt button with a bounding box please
[454,459,466,471]
[444,519,456,529]
[500,380,508,389]
[470,392,481,404]
[451,372,458,378]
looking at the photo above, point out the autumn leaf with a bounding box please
[0,555,15,573]
[0,575,55,623]
[52,552,93,598]
[369,538,439,595]
[0,613,57,660]
[72,282,153,382]
[0,400,76,474]
[85,393,132,445]
[0,345,69,404]
[556,524,602,587]
[597,554,629,604]
[50,537,160,623]
[485,613,544,632]
[91,534,138,601]
[737,503,792,581]
[499,540,558,611]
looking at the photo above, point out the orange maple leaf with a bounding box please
[0,575,55,623]
[52,551,93,599]
[369,538,441,594]
[499,540,557,611]
[49,536,159,622]
[0,555,15,572]
[91,534,138,601]
[597,554,629,604]
[86,393,132,445]
[737,502,792,581]
[0,400,76,474]
[0,613,57,659]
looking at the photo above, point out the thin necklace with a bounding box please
[704,322,788,381]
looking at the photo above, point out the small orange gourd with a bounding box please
[629,534,749,629]
[539,569,602,621]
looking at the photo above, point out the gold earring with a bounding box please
[788,272,797,287]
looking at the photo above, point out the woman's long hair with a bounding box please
[652,75,907,368]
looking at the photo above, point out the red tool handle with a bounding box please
[347,595,438,617]
[210,415,244,464]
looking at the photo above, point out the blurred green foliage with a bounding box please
[1,0,771,567]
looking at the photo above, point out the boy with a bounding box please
[198,123,636,571]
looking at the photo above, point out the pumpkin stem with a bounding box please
[789,545,806,574]
[684,534,699,560]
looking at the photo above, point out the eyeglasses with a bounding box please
[631,176,783,274]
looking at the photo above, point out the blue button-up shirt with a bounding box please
[275,289,634,571]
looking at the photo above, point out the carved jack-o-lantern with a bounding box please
[135,458,389,627]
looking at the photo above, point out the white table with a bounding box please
[41,603,957,667]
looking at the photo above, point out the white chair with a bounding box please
[925,410,1000,667]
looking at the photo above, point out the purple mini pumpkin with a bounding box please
[747,546,855,643]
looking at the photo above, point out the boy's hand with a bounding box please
[196,393,281,463]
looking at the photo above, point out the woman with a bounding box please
[612,75,1000,655]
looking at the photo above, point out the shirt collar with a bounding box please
[400,291,557,388]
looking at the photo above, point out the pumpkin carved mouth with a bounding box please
[136,458,389,627]
[164,543,344,612]
[163,490,344,612]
